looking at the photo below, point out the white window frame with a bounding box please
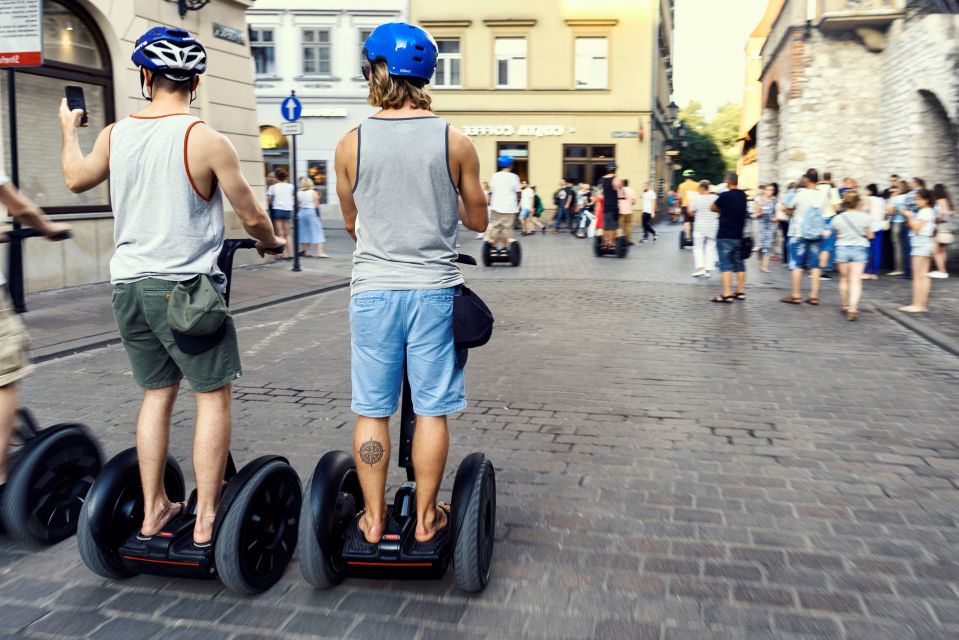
[494,37,527,90]
[574,37,608,90]
[249,27,277,78]
[434,38,462,89]
[301,28,332,76]
[358,27,374,73]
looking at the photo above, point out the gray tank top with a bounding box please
[350,116,463,295]
[109,114,226,290]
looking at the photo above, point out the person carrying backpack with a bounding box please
[781,168,828,305]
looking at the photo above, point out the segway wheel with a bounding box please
[481,241,493,267]
[508,242,522,267]
[1,426,102,545]
[298,451,363,589]
[615,236,628,259]
[593,235,603,257]
[679,230,686,249]
[78,448,185,580]
[215,460,302,594]
[452,455,496,593]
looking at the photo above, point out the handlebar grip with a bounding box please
[262,244,285,255]
[455,254,477,266]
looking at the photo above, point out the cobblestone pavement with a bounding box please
[3,225,959,639]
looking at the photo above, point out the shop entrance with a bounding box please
[496,142,528,181]
[563,144,615,187]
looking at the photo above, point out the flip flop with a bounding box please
[805,298,820,306]
[136,502,186,541]
[734,293,746,301]
[780,296,801,304]
[411,504,451,554]
[711,295,735,304]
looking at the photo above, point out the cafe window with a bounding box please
[250,28,276,77]
[562,145,616,187]
[306,160,328,204]
[0,0,114,215]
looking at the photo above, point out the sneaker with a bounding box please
[691,270,705,277]
[652,235,658,242]
[929,271,949,279]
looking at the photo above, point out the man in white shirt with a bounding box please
[487,155,521,248]
[782,168,827,305]
[519,179,535,235]
[641,182,658,243]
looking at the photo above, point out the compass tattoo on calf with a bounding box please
[359,438,385,467]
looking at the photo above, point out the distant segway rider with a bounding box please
[678,169,698,240]
[0,168,70,501]
[487,156,521,248]
[600,163,624,250]
[335,23,488,547]
[57,26,285,547]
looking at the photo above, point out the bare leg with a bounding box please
[848,262,865,312]
[914,256,931,310]
[721,272,733,298]
[933,243,948,274]
[137,384,180,536]
[317,243,328,257]
[192,384,232,545]
[353,416,390,543]
[761,253,771,272]
[809,268,822,300]
[790,269,803,299]
[412,415,450,542]
[0,383,18,485]
[837,262,849,310]
[735,271,746,295]
[278,220,292,258]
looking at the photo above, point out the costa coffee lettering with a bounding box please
[462,124,566,137]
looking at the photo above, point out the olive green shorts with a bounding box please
[0,287,33,388]
[112,279,241,393]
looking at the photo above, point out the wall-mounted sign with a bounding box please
[462,124,567,137]
[280,122,304,136]
[302,108,349,118]
[0,0,42,68]
[213,23,246,46]
[611,131,639,138]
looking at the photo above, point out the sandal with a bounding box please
[136,502,186,541]
[343,510,379,553]
[411,504,451,554]
[780,296,801,305]
[734,293,746,301]
[805,298,820,306]
[847,310,858,321]
[711,295,735,304]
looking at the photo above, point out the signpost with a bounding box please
[281,92,303,272]
[0,0,43,68]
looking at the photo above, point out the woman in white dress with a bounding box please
[691,181,719,277]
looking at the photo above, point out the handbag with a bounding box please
[740,236,754,259]
[453,286,494,349]
[936,222,955,245]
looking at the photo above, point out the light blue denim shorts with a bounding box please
[350,287,466,418]
[835,245,869,263]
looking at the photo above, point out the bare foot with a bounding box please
[359,509,387,544]
[139,501,185,538]
[415,503,450,543]
[193,513,216,546]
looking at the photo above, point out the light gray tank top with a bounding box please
[109,114,226,290]
[350,116,463,295]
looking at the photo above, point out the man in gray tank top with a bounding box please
[335,23,488,547]
[58,27,284,547]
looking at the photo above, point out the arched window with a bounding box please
[1,0,114,215]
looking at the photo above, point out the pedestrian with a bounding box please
[667,190,679,223]
[779,180,798,264]
[754,183,778,273]
[554,179,573,233]
[574,182,594,237]
[617,180,637,245]
[781,169,826,305]
[864,183,886,280]
[265,170,277,221]
[816,171,841,280]
[930,183,954,279]
[519,179,534,235]
[0,166,71,496]
[296,177,328,258]
[334,22,489,546]
[710,172,748,303]
[899,189,937,313]
[599,163,623,250]
[267,167,295,260]
[678,170,698,241]
[889,176,923,278]
[530,185,547,234]
[833,190,873,321]
[691,180,718,277]
[640,181,658,243]
[58,25,285,545]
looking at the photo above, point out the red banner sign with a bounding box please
[0,0,43,68]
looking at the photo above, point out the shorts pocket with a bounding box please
[352,292,386,307]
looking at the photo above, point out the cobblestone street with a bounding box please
[3,226,959,639]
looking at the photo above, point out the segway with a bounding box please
[77,239,301,594]
[679,228,694,249]
[593,232,629,258]
[0,228,103,546]
[299,255,495,593]
[481,240,521,267]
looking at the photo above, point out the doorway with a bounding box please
[496,142,528,181]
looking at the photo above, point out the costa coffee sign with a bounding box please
[462,124,569,137]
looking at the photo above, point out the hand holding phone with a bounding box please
[64,85,89,127]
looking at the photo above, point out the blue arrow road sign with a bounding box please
[281,95,302,122]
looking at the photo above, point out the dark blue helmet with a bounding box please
[497,155,514,169]
[132,27,207,82]
[363,22,437,83]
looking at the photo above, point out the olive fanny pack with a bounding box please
[166,274,231,355]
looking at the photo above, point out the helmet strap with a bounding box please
[139,68,153,102]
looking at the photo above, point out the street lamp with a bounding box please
[668,100,679,124]
[166,0,211,19]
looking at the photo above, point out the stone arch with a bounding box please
[915,89,959,199]
[759,82,782,185]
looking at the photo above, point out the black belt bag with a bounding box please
[453,286,494,349]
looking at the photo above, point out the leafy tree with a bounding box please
[707,102,743,173]
[678,100,707,131]
[675,102,725,183]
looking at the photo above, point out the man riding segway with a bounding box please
[482,155,522,266]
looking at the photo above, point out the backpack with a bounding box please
[800,191,827,240]
[534,194,544,215]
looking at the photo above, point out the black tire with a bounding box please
[298,451,363,589]
[615,236,628,259]
[215,460,302,594]
[453,457,496,593]
[1,426,102,546]
[679,230,686,249]
[509,242,522,267]
[77,449,184,580]
[593,235,603,257]
[481,242,492,267]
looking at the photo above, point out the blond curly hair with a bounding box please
[366,60,432,111]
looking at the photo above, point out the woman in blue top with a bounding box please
[296,177,328,258]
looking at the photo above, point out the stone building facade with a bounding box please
[756,0,959,195]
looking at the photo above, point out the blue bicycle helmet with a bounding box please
[132,27,207,81]
[497,155,514,169]
[363,22,437,83]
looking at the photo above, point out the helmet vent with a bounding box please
[412,56,423,62]
[414,45,425,51]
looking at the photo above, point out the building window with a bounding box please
[575,37,608,89]
[0,0,113,214]
[302,28,332,75]
[562,145,616,187]
[307,160,328,204]
[494,37,526,89]
[250,28,276,77]
[358,28,373,72]
[435,39,461,88]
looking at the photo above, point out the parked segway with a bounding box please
[76,239,301,594]
[0,228,103,546]
[481,240,521,267]
[299,255,495,593]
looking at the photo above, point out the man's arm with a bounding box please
[334,129,359,240]
[449,128,488,232]
[195,126,284,256]
[58,99,111,194]
[0,183,70,238]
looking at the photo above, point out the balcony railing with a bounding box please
[817,0,906,31]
